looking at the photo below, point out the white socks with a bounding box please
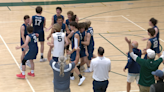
[41,53,43,56]
[22,71,25,75]
[31,70,34,74]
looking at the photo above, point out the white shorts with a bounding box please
[127,73,139,84]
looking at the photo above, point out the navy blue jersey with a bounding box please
[80,31,85,49]
[61,23,66,32]
[28,33,38,51]
[54,15,64,24]
[153,26,159,40]
[66,19,71,30]
[32,15,45,32]
[149,37,159,53]
[87,27,94,49]
[21,24,28,43]
[71,31,82,49]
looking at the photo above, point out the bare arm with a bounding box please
[20,26,26,43]
[81,33,91,46]
[47,29,55,40]
[64,36,69,47]
[44,17,47,29]
[47,45,53,62]
[73,47,80,65]
[47,16,54,31]
[16,35,30,49]
[67,31,74,39]
[65,24,71,34]
[69,34,79,54]
[154,28,159,37]
[29,17,32,26]
[142,40,151,55]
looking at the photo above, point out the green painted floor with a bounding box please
[0,0,135,7]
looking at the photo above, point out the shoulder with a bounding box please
[104,57,111,63]
[91,57,98,62]
[61,15,64,18]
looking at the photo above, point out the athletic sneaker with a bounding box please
[40,58,47,62]
[84,68,91,73]
[16,73,25,79]
[78,76,85,86]
[70,76,75,80]
[28,72,35,77]
[26,60,31,68]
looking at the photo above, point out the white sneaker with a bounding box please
[26,60,31,68]
[20,63,22,70]
[84,68,91,73]
[40,58,47,62]
[70,76,75,80]
[78,76,85,86]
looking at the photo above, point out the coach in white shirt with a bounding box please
[90,47,111,92]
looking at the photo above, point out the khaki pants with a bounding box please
[139,85,150,92]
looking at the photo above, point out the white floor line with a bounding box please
[0,35,35,92]
[121,15,164,43]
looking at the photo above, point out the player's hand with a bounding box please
[15,46,20,50]
[76,47,80,52]
[123,68,126,72]
[67,51,72,55]
[47,36,50,40]
[35,33,39,38]
[125,37,131,44]
[142,37,147,41]
[24,46,29,51]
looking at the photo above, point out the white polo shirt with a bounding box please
[90,56,111,81]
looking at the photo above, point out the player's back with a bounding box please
[52,32,65,57]
[28,33,38,50]
[32,15,45,32]
[87,27,94,48]
[80,31,85,49]
[149,37,159,52]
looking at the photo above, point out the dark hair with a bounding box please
[78,23,85,30]
[98,47,104,56]
[24,15,30,20]
[56,7,62,12]
[150,18,158,26]
[36,6,42,13]
[84,22,89,30]
[27,26,34,33]
[70,21,78,29]
[67,11,74,16]
[57,16,63,20]
[71,15,77,21]
[148,28,155,36]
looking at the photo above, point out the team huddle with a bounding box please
[15,6,95,86]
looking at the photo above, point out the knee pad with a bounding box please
[22,59,27,65]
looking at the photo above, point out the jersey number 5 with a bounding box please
[58,36,62,42]
[35,19,42,26]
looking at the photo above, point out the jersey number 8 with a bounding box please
[58,36,62,42]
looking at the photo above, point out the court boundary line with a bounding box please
[0,35,35,92]
[121,15,164,43]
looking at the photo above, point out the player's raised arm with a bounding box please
[16,35,31,49]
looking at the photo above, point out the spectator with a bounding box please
[150,70,164,92]
[47,44,80,92]
[90,47,111,92]
[125,37,164,92]
[124,41,141,92]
